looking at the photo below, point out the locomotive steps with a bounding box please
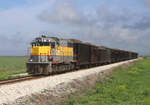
[0,58,141,105]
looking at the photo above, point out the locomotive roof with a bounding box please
[31,35,74,44]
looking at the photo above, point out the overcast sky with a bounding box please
[0,0,150,56]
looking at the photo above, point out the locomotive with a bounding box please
[26,35,138,75]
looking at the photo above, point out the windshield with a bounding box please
[32,42,55,47]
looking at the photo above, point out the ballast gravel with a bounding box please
[0,59,140,104]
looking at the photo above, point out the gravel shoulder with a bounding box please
[0,58,140,105]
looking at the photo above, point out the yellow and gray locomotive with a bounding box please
[26,35,75,75]
[26,35,138,75]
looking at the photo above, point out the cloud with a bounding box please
[39,1,140,42]
[143,0,150,4]
[0,0,55,56]
[38,0,94,26]
[38,0,150,55]
[123,15,150,30]
[0,0,150,56]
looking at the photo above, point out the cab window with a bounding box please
[32,43,36,47]
[51,42,55,48]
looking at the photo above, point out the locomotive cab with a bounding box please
[28,36,57,63]
[26,36,58,75]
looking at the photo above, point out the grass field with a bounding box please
[0,56,26,80]
[62,57,150,105]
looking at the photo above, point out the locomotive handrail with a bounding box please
[40,53,47,62]
[26,47,30,63]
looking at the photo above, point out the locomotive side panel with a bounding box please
[52,46,74,63]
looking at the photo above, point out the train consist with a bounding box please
[26,35,138,75]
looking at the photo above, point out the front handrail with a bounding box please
[40,53,47,62]
[26,47,30,63]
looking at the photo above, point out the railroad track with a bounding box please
[0,67,114,86]
[0,76,44,85]
[0,70,79,86]
[0,68,88,86]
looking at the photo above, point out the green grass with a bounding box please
[62,57,150,105]
[0,56,26,80]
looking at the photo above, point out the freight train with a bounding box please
[26,35,138,75]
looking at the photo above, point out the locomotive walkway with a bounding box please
[0,58,140,104]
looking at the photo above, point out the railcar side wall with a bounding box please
[72,40,138,68]
[73,43,91,65]
[73,43,112,66]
